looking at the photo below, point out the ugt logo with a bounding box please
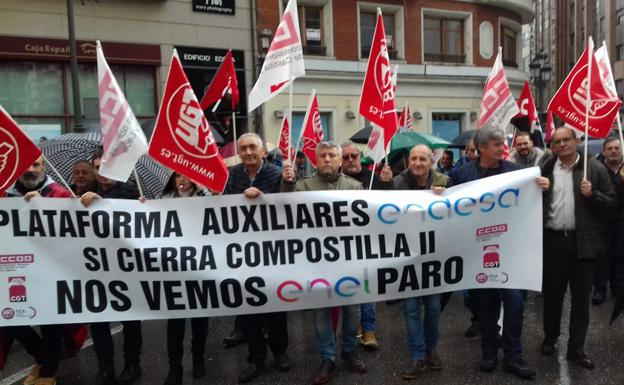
[0,127,19,192]
[483,244,501,268]
[373,38,393,103]
[167,85,219,159]
[8,276,26,302]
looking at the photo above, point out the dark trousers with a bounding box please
[594,223,624,296]
[469,288,524,361]
[90,321,142,370]
[441,291,478,323]
[3,325,62,377]
[543,230,596,349]
[240,312,288,365]
[166,317,209,368]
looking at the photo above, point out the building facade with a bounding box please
[0,0,254,142]
[255,0,534,147]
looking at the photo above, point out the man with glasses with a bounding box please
[339,141,392,350]
[540,127,616,369]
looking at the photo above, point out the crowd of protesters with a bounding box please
[2,125,623,385]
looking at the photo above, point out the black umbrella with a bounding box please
[40,132,169,199]
[349,126,373,144]
[451,129,477,147]
[510,116,546,148]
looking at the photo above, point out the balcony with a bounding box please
[361,49,400,60]
[302,45,327,56]
[468,0,535,23]
[424,53,466,64]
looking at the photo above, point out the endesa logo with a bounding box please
[276,269,371,303]
[0,254,34,265]
[476,224,508,237]
[9,276,27,302]
[483,245,501,268]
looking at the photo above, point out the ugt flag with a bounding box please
[278,116,294,162]
[365,66,398,164]
[0,106,42,195]
[148,50,229,193]
[547,38,621,138]
[97,41,148,181]
[248,0,305,112]
[200,49,239,111]
[359,9,399,150]
[399,101,415,131]
[477,48,519,131]
[299,89,323,168]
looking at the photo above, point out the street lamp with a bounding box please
[529,50,552,116]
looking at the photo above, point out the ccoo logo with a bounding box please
[0,126,19,192]
[166,85,219,159]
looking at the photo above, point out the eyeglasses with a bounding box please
[552,137,575,146]
[342,153,360,161]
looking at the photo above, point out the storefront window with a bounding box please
[0,61,64,115]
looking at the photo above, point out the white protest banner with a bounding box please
[0,168,542,326]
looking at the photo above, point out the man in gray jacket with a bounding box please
[282,141,365,385]
[509,131,546,168]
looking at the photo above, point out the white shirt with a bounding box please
[546,154,579,230]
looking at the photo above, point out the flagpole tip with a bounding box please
[377,7,382,15]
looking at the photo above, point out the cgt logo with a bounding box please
[483,245,500,268]
[9,276,26,302]
[0,254,34,265]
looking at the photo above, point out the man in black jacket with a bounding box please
[80,151,142,385]
[339,141,392,349]
[540,127,616,369]
[224,133,290,383]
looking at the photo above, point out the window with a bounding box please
[0,60,157,134]
[360,12,397,59]
[299,5,325,56]
[618,44,624,61]
[501,26,517,67]
[423,16,465,63]
[291,111,331,144]
[617,9,624,25]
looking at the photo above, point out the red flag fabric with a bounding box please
[0,106,42,195]
[148,50,229,193]
[199,50,239,111]
[278,116,294,161]
[398,101,414,131]
[358,9,399,150]
[547,41,622,138]
[515,80,541,132]
[300,90,323,168]
[545,111,556,143]
[477,49,519,131]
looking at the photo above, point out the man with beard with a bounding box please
[80,151,142,385]
[592,136,624,304]
[509,131,546,168]
[282,142,365,385]
[4,155,72,385]
[339,141,392,349]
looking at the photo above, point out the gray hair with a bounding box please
[474,128,506,147]
[340,140,360,153]
[237,132,264,149]
[316,141,342,158]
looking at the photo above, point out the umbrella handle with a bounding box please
[42,155,77,198]
[133,168,145,198]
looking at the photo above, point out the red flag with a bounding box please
[199,50,239,111]
[0,106,42,195]
[278,116,294,161]
[515,80,541,133]
[547,40,622,138]
[359,9,399,150]
[398,101,414,131]
[299,90,323,168]
[545,111,556,143]
[148,50,229,193]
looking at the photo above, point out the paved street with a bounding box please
[2,293,624,385]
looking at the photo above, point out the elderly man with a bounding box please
[509,131,546,168]
[224,133,290,383]
[340,141,392,349]
[70,159,96,196]
[591,137,624,304]
[452,128,549,379]
[540,127,616,369]
[282,142,365,385]
[80,151,142,385]
[4,155,72,385]
[393,144,450,379]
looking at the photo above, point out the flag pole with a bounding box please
[232,112,237,157]
[288,79,294,164]
[42,155,77,198]
[583,38,593,180]
[616,113,624,151]
[132,167,145,198]
[369,159,377,190]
